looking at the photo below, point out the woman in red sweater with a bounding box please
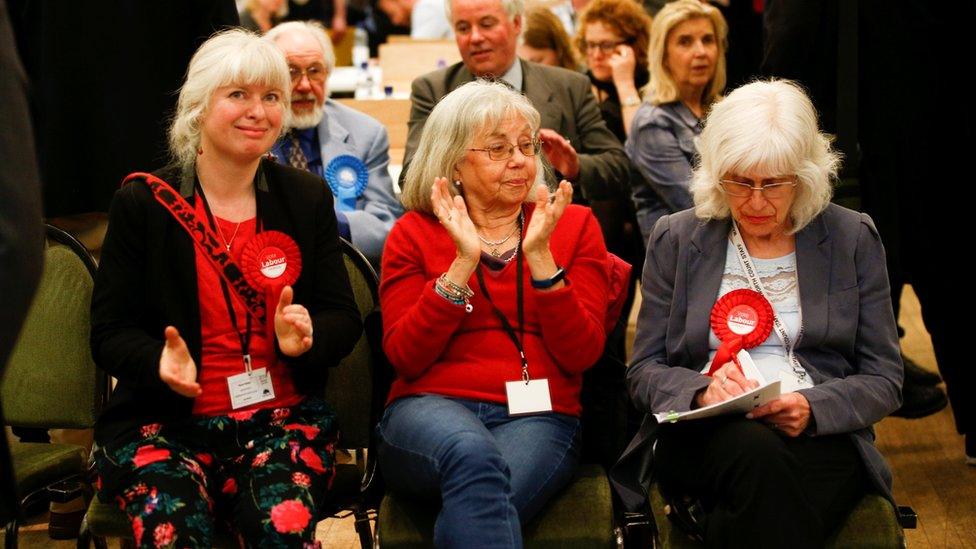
[377,80,611,548]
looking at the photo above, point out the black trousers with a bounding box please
[655,417,867,549]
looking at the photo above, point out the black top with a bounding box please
[587,67,650,143]
[90,159,362,445]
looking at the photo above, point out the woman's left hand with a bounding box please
[747,392,812,437]
[522,181,573,258]
[609,44,637,88]
[274,285,313,357]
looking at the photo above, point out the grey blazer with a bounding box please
[272,100,403,266]
[403,59,631,202]
[611,203,903,510]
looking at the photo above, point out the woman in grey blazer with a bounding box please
[618,80,902,548]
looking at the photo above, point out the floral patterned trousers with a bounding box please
[94,398,338,548]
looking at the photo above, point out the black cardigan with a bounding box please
[91,159,362,445]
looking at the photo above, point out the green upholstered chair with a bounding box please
[649,483,908,548]
[79,237,390,548]
[1,225,108,549]
[374,358,639,547]
[378,463,619,548]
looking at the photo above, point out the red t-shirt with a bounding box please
[191,199,302,416]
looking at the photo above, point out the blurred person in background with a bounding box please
[518,6,580,71]
[626,0,726,243]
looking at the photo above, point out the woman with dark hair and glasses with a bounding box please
[378,80,613,547]
[575,0,653,139]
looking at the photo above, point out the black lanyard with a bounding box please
[474,222,528,380]
[196,184,255,372]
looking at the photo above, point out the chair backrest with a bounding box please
[337,98,411,166]
[324,238,391,451]
[378,39,460,95]
[1,225,107,429]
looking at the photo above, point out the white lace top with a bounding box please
[703,241,813,389]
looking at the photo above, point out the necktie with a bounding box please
[288,132,309,171]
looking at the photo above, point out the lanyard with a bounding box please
[474,218,529,382]
[197,184,256,373]
[729,222,807,382]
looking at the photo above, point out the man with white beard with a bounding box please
[267,21,402,267]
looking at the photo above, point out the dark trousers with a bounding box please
[655,417,867,549]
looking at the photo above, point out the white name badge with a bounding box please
[227,368,276,410]
[505,379,553,416]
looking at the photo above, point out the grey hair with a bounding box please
[169,28,291,171]
[445,0,523,23]
[401,80,546,213]
[690,79,840,233]
[265,20,336,73]
[645,0,728,107]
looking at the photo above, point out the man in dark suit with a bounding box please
[0,0,44,523]
[401,0,630,204]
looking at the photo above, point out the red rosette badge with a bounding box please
[241,231,302,342]
[707,288,773,376]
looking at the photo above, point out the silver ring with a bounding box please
[718,375,728,387]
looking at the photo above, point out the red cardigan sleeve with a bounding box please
[533,208,609,374]
[380,215,468,380]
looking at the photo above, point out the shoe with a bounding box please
[901,354,942,385]
[967,434,976,466]
[891,381,948,419]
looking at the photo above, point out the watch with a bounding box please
[531,266,566,289]
[622,96,641,107]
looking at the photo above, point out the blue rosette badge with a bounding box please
[324,155,368,212]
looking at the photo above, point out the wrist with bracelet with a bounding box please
[530,266,566,289]
[435,273,474,312]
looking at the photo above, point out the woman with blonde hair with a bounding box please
[90,29,361,546]
[626,0,727,242]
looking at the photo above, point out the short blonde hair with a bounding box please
[265,20,336,73]
[169,29,291,170]
[646,0,727,107]
[401,80,547,213]
[690,80,840,233]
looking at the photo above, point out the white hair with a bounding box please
[169,28,291,170]
[265,21,335,129]
[445,0,523,23]
[401,80,547,213]
[265,20,336,73]
[690,79,840,233]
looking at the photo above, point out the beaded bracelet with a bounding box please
[437,273,474,300]
[435,274,474,312]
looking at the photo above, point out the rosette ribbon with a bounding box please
[707,288,773,376]
[240,231,303,357]
[324,155,368,212]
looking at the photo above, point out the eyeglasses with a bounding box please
[719,178,797,199]
[583,40,627,54]
[288,64,328,83]
[468,140,542,161]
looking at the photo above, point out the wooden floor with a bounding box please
[10,286,974,548]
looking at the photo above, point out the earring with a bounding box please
[453,180,462,187]
[197,147,203,156]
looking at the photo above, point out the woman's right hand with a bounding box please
[609,44,637,88]
[431,177,480,263]
[159,326,202,397]
[694,361,757,408]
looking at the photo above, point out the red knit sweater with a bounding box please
[380,204,609,417]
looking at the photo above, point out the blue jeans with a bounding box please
[376,395,581,549]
